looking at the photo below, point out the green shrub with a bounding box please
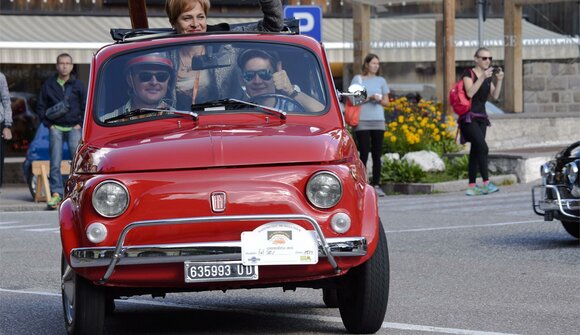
[444,155,469,180]
[380,159,426,183]
[380,155,471,184]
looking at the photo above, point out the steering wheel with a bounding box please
[248,93,306,113]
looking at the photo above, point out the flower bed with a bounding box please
[380,97,465,184]
[383,97,461,156]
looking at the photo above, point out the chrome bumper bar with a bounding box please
[532,184,580,219]
[71,237,367,267]
[69,214,368,284]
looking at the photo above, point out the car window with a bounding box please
[95,41,330,125]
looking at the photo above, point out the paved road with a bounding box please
[379,183,579,335]
[0,183,578,334]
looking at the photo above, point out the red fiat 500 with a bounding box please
[60,29,389,335]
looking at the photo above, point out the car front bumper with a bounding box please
[532,184,580,220]
[69,214,368,284]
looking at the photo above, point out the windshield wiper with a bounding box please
[103,108,198,123]
[191,98,286,120]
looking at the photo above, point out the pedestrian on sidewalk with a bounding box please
[459,47,504,196]
[36,53,86,209]
[0,71,13,188]
[351,53,390,197]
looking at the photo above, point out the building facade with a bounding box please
[0,0,578,157]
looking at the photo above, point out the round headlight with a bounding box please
[540,162,553,177]
[92,181,129,218]
[306,171,342,209]
[86,222,108,243]
[565,161,578,184]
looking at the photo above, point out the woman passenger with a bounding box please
[164,0,283,109]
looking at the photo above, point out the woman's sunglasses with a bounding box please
[478,56,493,61]
[137,71,170,83]
[242,69,273,82]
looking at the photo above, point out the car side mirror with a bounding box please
[340,84,367,105]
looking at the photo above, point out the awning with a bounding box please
[322,17,580,63]
[1,15,578,64]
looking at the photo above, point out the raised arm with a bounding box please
[257,0,283,32]
[230,0,283,32]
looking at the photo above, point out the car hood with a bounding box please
[76,124,350,173]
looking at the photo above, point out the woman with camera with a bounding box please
[460,47,504,196]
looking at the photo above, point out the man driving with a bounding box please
[103,53,174,122]
[237,49,324,113]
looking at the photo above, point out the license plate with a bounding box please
[184,261,258,283]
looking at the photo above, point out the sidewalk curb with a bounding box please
[382,174,518,195]
[0,185,48,212]
[0,203,49,212]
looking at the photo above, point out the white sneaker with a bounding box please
[374,185,386,197]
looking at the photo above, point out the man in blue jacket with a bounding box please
[36,53,86,209]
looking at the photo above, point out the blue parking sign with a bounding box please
[284,5,322,42]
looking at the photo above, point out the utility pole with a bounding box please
[128,0,149,29]
[477,0,486,47]
[352,3,370,76]
[443,0,456,117]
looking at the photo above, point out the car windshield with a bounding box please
[94,41,329,124]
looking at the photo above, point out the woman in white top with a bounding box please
[350,53,390,197]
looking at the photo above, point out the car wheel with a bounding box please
[105,297,116,316]
[26,167,39,199]
[61,254,105,335]
[322,288,339,308]
[337,222,389,334]
[560,220,579,239]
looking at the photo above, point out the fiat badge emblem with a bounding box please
[211,192,226,212]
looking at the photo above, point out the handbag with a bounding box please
[45,85,72,121]
[344,74,364,127]
[344,98,361,127]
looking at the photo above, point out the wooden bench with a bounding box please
[31,160,72,203]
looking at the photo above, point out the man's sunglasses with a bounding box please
[242,69,273,82]
[137,71,170,83]
[478,56,493,61]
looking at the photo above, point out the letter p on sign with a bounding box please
[284,5,322,42]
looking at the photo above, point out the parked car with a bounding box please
[532,141,580,239]
[9,91,39,153]
[22,123,71,199]
[59,27,389,335]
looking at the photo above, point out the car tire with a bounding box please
[560,220,579,239]
[337,222,389,334]
[105,297,116,316]
[322,288,339,308]
[26,167,39,199]
[61,254,105,335]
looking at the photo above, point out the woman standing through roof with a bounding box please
[164,0,284,109]
[351,53,390,197]
[460,47,504,196]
